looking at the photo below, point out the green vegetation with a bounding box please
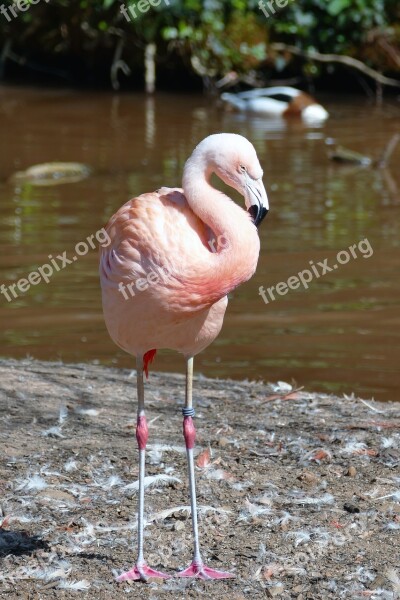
[0,0,399,88]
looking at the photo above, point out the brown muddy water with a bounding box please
[0,86,399,401]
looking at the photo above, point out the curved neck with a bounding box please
[182,156,260,304]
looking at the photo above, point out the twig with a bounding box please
[381,167,400,205]
[271,43,400,88]
[376,133,400,168]
[0,39,12,80]
[263,387,305,403]
[110,34,131,91]
[378,37,400,69]
[357,398,385,414]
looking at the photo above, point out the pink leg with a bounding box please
[176,358,235,580]
[117,361,170,582]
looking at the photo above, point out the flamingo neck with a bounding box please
[182,157,260,302]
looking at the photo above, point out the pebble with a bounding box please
[172,511,186,520]
[218,437,230,447]
[173,521,185,531]
[372,575,387,588]
[146,577,163,584]
[343,503,360,513]
[268,584,284,597]
[346,466,357,477]
[297,471,317,485]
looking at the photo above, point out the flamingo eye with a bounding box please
[239,165,247,173]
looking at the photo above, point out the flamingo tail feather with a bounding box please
[143,349,157,379]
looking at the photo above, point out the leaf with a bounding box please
[196,447,211,468]
[162,27,178,40]
[311,449,330,461]
[352,448,378,456]
[0,515,11,529]
[327,0,352,16]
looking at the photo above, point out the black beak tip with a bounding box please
[248,206,269,227]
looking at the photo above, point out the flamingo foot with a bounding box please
[176,561,235,580]
[117,562,171,582]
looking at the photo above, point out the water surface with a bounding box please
[0,86,399,401]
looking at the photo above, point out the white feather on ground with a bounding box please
[287,493,335,505]
[15,474,48,491]
[58,579,91,590]
[124,474,181,492]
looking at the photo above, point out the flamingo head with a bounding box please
[191,133,269,227]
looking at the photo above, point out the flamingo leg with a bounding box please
[117,356,170,582]
[176,356,235,580]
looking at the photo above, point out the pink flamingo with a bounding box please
[100,133,268,581]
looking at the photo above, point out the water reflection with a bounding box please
[0,87,399,401]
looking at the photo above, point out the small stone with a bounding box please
[346,466,357,477]
[269,584,284,597]
[146,577,163,584]
[297,471,317,485]
[172,511,186,520]
[343,503,360,514]
[372,575,386,588]
[218,437,230,447]
[173,520,185,531]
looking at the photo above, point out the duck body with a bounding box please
[221,86,329,122]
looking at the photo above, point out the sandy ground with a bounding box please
[0,358,399,600]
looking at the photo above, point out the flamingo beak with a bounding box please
[245,176,269,227]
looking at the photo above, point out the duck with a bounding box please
[220,86,329,122]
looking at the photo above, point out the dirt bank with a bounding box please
[0,359,399,599]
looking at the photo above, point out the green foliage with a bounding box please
[0,0,398,85]
[270,0,390,54]
[161,2,267,75]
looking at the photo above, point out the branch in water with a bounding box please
[376,133,400,168]
[110,33,131,91]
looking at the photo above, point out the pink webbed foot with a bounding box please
[117,562,171,582]
[176,561,235,580]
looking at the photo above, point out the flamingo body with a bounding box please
[101,188,232,358]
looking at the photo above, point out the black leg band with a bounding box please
[182,407,195,417]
